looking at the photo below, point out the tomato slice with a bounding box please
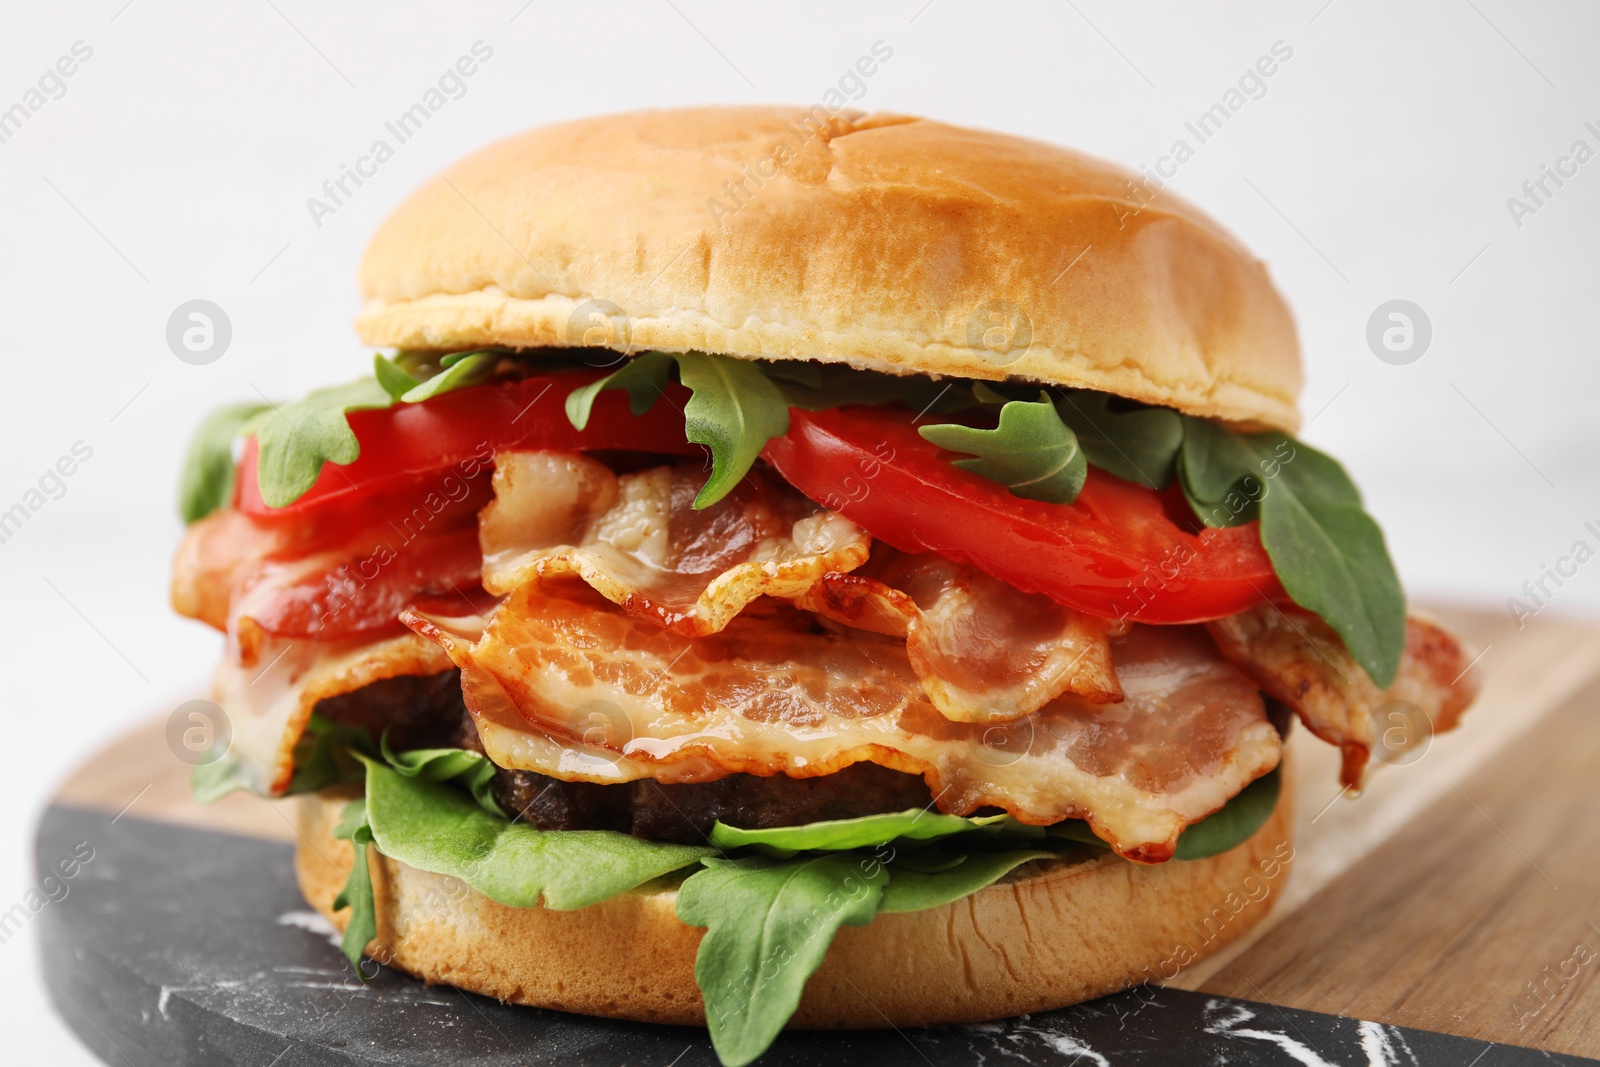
[228,370,698,640]
[225,369,1284,633]
[761,406,1285,624]
[245,482,492,640]
[236,370,698,525]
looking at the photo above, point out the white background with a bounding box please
[2,1,1597,1059]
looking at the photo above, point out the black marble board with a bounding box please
[35,804,1594,1067]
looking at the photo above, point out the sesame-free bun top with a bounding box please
[357,106,1303,430]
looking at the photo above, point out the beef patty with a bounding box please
[312,670,935,844]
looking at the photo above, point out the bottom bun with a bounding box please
[295,757,1293,1029]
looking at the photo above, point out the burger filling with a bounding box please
[176,348,1479,1065]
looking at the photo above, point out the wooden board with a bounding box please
[38,605,1600,1064]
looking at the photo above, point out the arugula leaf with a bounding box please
[675,352,792,509]
[1047,768,1283,860]
[918,392,1087,503]
[1179,420,1405,686]
[242,348,518,509]
[177,402,270,523]
[677,854,887,1067]
[878,848,1056,914]
[289,715,376,794]
[190,751,253,804]
[562,351,790,508]
[331,798,378,975]
[708,808,1033,858]
[757,361,822,389]
[1053,390,1184,490]
[246,378,392,508]
[372,353,420,401]
[378,734,504,818]
[1171,768,1281,860]
[399,349,500,403]
[564,350,675,429]
[775,363,974,414]
[360,758,711,909]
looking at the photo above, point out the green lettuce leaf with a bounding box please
[677,854,887,1067]
[237,348,515,511]
[378,734,504,818]
[360,758,711,909]
[1047,767,1283,860]
[564,350,675,428]
[562,351,791,509]
[398,349,500,403]
[245,378,392,508]
[331,797,377,974]
[372,353,421,401]
[289,715,376,794]
[1171,767,1281,860]
[1179,420,1405,686]
[708,808,1032,857]
[877,847,1056,914]
[1053,389,1184,490]
[774,363,975,414]
[918,392,1087,503]
[674,352,791,509]
[177,402,271,523]
[189,751,253,805]
[207,732,1284,1065]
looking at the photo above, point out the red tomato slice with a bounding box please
[227,369,1284,634]
[230,370,697,640]
[236,370,698,525]
[245,482,492,640]
[761,406,1286,624]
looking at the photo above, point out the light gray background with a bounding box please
[2,1,1596,1058]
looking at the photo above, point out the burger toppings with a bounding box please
[478,449,1123,719]
[477,451,871,634]
[405,584,1279,862]
[1209,604,1480,788]
[793,552,1126,719]
[174,349,1481,802]
[175,346,1480,1067]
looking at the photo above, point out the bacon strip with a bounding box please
[480,452,1122,721]
[478,451,871,635]
[212,629,454,795]
[1207,604,1481,788]
[406,584,1280,862]
[795,551,1125,722]
[172,494,484,661]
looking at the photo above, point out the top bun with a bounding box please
[357,107,1302,430]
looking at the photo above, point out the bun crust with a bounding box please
[356,107,1302,431]
[294,763,1293,1029]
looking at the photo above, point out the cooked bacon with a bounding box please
[405,583,1280,863]
[480,453,1121,721]
[213,629,454,795]
[1207,604,1480,788]
[172,509,287,634]
[479,451,870,635]
[795,551,1125,722]
[171,496,484,661]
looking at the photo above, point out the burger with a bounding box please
[173,107,1480,1065]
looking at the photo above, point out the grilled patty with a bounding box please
[312,670,935,843]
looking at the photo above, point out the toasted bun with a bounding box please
[356,107,1302,431]
[294,759,1293,1029]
